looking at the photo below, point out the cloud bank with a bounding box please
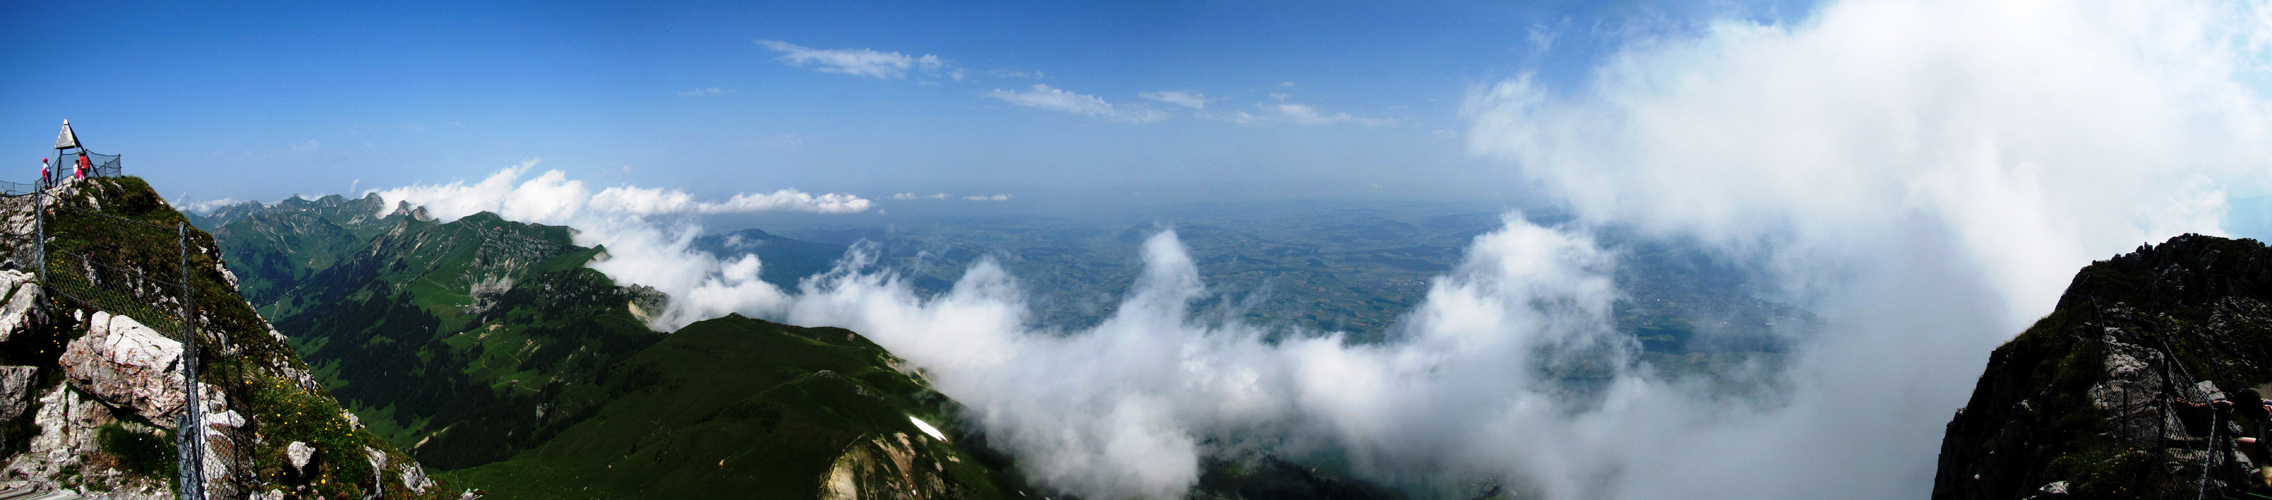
[373,161,872,219]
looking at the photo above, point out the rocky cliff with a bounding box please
[1934,234,2272,499]
[0,177,456,500]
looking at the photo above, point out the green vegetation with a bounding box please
[449,314,1006,499]
[96,423,175,481]
[202,195,1021,498]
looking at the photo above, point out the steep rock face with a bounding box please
[1934,234,2272,499]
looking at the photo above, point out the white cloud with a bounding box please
[892,193,951,200]
[987,84,1113,115]
[676,87,730,97]
[367,162,877,330]
[963,194,1010,201]
[744,218,1630,499]
[1138,90,1207,109]
[373,161,873,221]
[756,40,943,79]
[986,84,1169,124]
[1205,101,1396,127]
[180,198,241,214]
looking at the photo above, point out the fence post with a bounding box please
[175,221,203,500]
[33,187,42,283]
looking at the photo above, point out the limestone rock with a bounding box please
[57,311,185,425]
[0,269,40,342]
[5,385,111,483]
[0,366,38,423]
[399,461,435,494]
[822,433,950,500]
[287,441,315,474]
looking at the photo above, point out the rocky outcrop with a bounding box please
[0,270,42,342]
[57,312,184,426]
[1935,234,2272,499]
[1,385,171,499]
[823,432,957,500]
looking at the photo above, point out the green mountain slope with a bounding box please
[452,314,1007,499]
[211,199,665,468]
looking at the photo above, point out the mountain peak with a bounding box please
[1937,233,2272,498]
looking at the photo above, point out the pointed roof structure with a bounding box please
[54,120,77,150]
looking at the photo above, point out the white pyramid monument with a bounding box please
[54,120,77,150]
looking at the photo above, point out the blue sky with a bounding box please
[0,0,1812,208]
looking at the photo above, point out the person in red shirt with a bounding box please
[75,154,89,179]
[2176,388,2272,489]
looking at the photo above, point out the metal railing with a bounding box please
[0,181,35,197]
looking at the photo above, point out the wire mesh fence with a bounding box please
[35,196,206,499]
[42,202,193,341]
[0,181,34,197]
[46,247,187,337]
[84,152,121,178]
[59,151,123,178]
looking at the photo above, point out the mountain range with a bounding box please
[192,193,1015,498]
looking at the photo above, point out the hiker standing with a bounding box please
[38,158,48,187]
[74,153,88,180]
